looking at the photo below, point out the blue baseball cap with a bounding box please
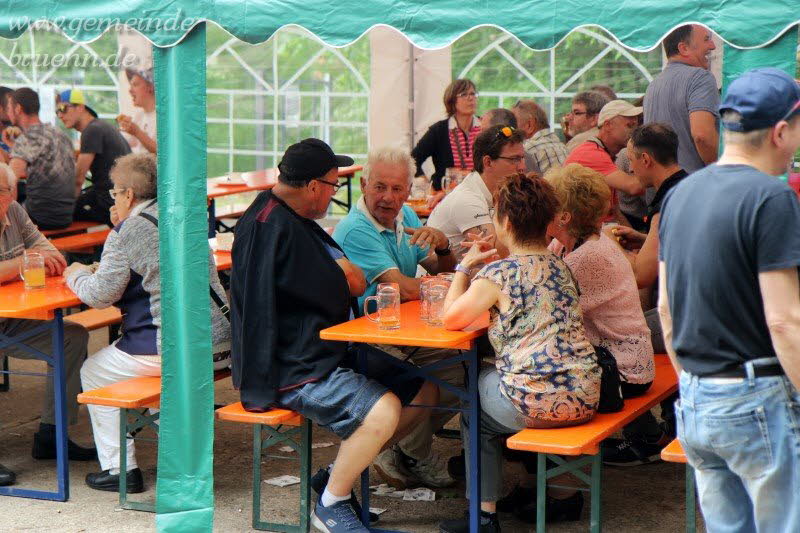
[720,68,800,132]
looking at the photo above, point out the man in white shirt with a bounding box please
[427,125,525,261]
[118,68,157,154]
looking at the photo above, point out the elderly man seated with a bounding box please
[333,147,461,490]
[231,139,436,533]
[512,99,567,175]
[0,163,93,488]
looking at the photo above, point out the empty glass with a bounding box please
[425,283,448,327]
[363,282,401,330]
[20,251,45,290]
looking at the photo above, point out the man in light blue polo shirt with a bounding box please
[334,147,455,309]
[334,146,458,491]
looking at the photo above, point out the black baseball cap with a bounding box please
[720,68,800,132]
[277,138,354,182]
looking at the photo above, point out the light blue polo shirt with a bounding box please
[334,197,429,311]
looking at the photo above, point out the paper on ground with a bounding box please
[264,475,301,487]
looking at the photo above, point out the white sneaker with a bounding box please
[373,446,415,490]
[403,450,456,488]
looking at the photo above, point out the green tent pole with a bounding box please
[152,22,215,532]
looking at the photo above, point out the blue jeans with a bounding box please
[675,358,800,533]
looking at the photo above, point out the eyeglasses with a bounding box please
[496,155,525,164]
[570,110,589,116]
[56,103,73,115]
[109,188,128,200]
[314,178,343,192]
[456,91,479,99]
[0,186,12,196]
[780,99,800,122]
[496,126,515,139]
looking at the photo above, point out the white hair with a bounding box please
[0,163,15,188]
[362,146,415,184]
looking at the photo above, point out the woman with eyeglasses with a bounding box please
[438,173,600,532]
[411,79,481,196]
[63,153,231,496]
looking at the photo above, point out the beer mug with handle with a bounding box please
[363,282,401,330]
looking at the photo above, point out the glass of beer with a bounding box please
[20,251,45,290]
[363,282,401,330]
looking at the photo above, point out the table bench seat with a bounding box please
[50,229,111,253]
[507,356,678,456]
[216,401,310,531]
[506,355,679,533]
[662,438,697,533]
[66,307,122,331]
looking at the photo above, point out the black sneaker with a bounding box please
[496,484,535,513]
[310,467,379,524]
[601,433,670,467]
[447,450,465,480]
[32,429,97,461]
[439,511,500,533]
[514,491,583,524]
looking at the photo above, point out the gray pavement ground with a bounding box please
[0,329,704,532]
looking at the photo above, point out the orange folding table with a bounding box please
[0,277,82,502]
[321,300,488,533]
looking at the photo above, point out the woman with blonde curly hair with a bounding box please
[545,163,654,395]
[438,172,600,532]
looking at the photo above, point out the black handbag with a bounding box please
[594,345,624,413]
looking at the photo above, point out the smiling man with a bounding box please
[644,24,719,172]
[334,147,460,491]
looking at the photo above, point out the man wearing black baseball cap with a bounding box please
[230,139,436,533]
[658,68,800,532]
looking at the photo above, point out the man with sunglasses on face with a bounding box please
[427,125,525,262]
[3,88,75,230]
[56,89,131,226]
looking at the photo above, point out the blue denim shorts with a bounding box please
[278,344,424,440]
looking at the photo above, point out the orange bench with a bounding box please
[506,356,678,532]
[78,369,231,512]
[661,439,697,533]
[40,221,104,238]
[50,229,111,253]
[216,402,310,531]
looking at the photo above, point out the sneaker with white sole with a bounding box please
[312,500,369,533]
[373,446,415,490]
[402,449,456,488]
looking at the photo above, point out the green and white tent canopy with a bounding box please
[1,2,797,532]
[1,1,798,50]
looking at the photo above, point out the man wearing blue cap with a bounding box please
[658,68,800,531]
[57,89,131,226]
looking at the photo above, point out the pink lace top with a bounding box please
[550,234,655,384]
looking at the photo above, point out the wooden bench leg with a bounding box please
[119,407,160,513]
[0,356,9,392]
[686,465,696,533]
[252,419,312,532]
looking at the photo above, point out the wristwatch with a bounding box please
[454,263,471,276]
[434,244,451,256]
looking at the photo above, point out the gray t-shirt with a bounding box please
[11,123,76,228]
[644,61,719,173]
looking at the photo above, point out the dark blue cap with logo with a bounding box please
[720,68,800,132]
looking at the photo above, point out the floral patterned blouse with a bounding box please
[475,253,601,422]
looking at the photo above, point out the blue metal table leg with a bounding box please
[0,312,69,501]
[467,344,480,533]
[52,309,69,501]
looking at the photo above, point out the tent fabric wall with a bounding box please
[0,2,798,50]
[152,22,215,532]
